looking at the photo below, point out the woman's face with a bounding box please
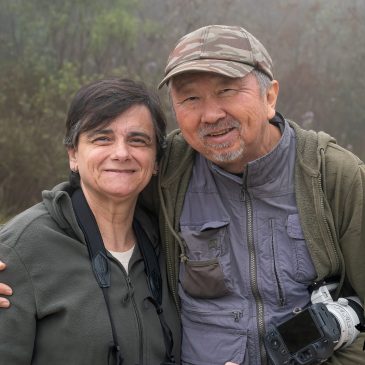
[68,104,158,204]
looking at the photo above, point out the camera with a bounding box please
[264,284,365,365]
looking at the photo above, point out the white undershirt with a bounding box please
[109,245,135,274]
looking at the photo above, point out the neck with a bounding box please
[81,187,137,252]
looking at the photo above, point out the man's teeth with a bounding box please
[208,129,230,136]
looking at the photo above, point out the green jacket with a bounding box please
[0,182,181,365]
[144,119,365,364]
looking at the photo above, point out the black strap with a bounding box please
[72,189,110,287]
[72,188,124,364]
[133,219,175,364]
[71,188,175,364]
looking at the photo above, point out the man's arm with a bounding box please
[0,260,12,308]
[324,333,365,365]
[325,154,365,363]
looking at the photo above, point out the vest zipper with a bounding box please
[269,219,285,306]
[183,307,244,323]
[243,187,267,365]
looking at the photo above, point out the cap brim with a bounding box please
[158,59,254,89]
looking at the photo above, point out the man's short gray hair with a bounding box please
[251,69,272,96]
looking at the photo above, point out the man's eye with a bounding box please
[219,88,237,96]
[180,96,199,104]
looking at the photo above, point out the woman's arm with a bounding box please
[0,245,36,364]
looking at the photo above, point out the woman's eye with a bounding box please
[91,136,110,143]
[129,138,148,146]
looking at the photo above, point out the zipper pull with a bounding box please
[126,276,134,298]
[180,253,188,263]
[232,311,243,322]
[240,188,246,202]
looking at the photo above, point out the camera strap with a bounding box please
[133,218,176,365]
[71,188,175,365]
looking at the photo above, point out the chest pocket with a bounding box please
[179,220,232,299]
[286,213,316,283]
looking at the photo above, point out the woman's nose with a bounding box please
[110,141,131,160]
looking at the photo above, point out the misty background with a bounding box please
[1,0,364,219]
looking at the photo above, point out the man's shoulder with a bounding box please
[325,142,363,166]
[324,142,364,184]
[288,120,333,153]
[287,119,362,170]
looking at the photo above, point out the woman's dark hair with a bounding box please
[64,78,167,161]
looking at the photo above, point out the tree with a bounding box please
[0,0,144,217]
[1,0,364,219]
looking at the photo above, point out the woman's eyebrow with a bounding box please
[86,128,113,137]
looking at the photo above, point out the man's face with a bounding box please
[170,72,279,173]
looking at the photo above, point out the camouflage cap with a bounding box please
[158,25,273,89]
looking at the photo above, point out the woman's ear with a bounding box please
[153,161,159,176]
[67,148,78,172]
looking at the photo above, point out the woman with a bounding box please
[0,79,180,364]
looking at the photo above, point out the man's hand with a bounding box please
[0,260,12,308]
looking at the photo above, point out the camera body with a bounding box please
[265,303,340,365]
[264,284,364,365]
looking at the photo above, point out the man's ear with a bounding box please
[266,80,279,119]
[67,148,78,172]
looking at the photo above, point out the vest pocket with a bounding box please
[181,307,247,365]
[182,258,230,298]
[287,213,316,283]
[180,221,232,298]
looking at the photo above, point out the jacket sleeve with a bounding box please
[325,333,365,364]
[326,157,365,363]
[337,162,365,302]
[0,243,36,364]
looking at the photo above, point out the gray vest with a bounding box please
[178,120,316,365]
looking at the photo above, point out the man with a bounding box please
[146,25,365,364]
[1,25,365,364]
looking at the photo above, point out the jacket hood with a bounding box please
[159,129,195,187]
[287,119,336,174]
[42,182,85,242]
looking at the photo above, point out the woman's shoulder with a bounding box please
[0,202,54,250]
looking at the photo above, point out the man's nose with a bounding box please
[200,97,226,124]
